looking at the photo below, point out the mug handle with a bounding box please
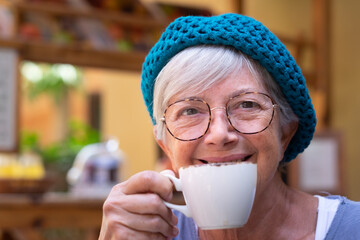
[162,173,192,218]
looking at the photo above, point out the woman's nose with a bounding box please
[203,107,238,145]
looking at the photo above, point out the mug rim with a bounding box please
[179,162,257,171]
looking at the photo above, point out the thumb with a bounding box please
[160,169,176,177]
[160,169,177,201]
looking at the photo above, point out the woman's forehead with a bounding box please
[168,72,268,104]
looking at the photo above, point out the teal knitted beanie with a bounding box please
[141,13,316,162]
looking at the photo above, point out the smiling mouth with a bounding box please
[198,155,252,164]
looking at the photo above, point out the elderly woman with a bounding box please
[99,14,360,240]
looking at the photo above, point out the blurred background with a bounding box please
[0,0,359,239]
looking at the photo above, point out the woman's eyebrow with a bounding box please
[229,88,261,98]
[173,88,266,102]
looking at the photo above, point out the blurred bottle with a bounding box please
[67,137,124,197]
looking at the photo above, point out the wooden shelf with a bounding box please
[0,38,146,71]
[14,2,166,28]
[0,0,167,70]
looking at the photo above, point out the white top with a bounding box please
[314,195,340,240]
[192,195,340,240]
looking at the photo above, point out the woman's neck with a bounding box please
[198,172,318,240]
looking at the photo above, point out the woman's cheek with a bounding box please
[253,132,283,186]
[168,140,195,170]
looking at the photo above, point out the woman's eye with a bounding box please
[240,101,258,108]
[182,108,199,115]
[229,100,262,113]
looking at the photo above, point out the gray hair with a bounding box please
[153,45,298,140]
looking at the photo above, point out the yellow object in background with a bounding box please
[22,164,45,179]
[0,153,45,179]
[0,160,13,178]
[9,160,24,179]
[19,152,45,179]
[0,154,17,178]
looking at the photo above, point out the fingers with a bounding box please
[160,169,176,176]
[119,193,178,224]
[110,207,178,238]
[115,227,168,240]
[102,193,178,239]
[100,170,179,239]
[102,219,170,240]
[121,170,175,201]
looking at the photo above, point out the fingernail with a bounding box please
[172,226,179,236]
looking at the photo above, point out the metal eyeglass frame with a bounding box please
[160,91,279,141]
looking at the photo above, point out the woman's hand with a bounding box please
[98,170,179,240]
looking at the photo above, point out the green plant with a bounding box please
[20,62,96,191]
[42,121,101,170]
[20,131,42,154]
[21,121,101,171]
[21,62,82,103]
[21,61,84,141]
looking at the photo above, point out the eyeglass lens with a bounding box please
[163,92,275,141]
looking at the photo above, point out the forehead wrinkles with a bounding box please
[168,69,266,104]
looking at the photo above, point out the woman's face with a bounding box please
[155,67,297,194]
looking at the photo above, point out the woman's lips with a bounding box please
[196,154,253,164]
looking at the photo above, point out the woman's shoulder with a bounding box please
[326,195,360,221]
[326,195,360,210]
[325,195,360,239]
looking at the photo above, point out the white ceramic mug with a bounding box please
[163,162,257,230]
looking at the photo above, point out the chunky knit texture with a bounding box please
[141,13,316,162]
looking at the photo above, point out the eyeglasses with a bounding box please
[161,92,279,141]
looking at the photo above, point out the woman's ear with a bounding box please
[281,119,299,152]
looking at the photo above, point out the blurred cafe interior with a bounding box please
[0,0,359,239]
